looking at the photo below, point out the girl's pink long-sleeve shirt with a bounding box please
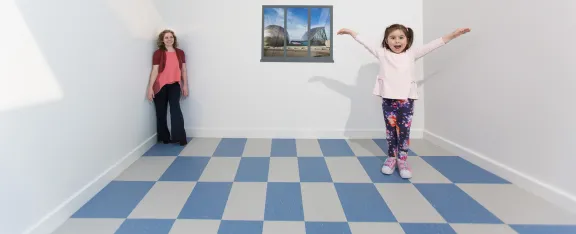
[353,34,446,100]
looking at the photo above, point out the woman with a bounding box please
[147,29,189,146]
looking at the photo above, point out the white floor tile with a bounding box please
[51,218,124,234]
[243,138,272,157]
[450,224,518,234]
[169,219,221,234]
[348,222,405,234]
[375,183,445,223]
[222,182,267,220]
[301,182,347,222]
[268,157,300,182]
[179,138,221,156]
[128,182,195,219]
[346,139,386,156]
[263,221,306,234]
[115,156,176,181]
[407,157,452,184]
[296,139,323,157]
[198,157,241,182]
[325,157,372,183]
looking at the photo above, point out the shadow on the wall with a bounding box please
[309,63,387,155]
[416,38,478,87]
[417,70,442,86]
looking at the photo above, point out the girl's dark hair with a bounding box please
[156,29,178,50]
[381,24,414,52]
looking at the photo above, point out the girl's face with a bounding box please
[386,29,408,53]
[163,32,174,47]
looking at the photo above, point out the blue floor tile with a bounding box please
[271,138,297,156]
[298,157,333,182]
[421,156,510,184]
[264,182,304,221]
[317,139,355,156]
[400,223,456,234]
[234,157,270,182]
[510,224,576,234]
[372,139,417,156]
[143,143,186,156]
[115,219,174,234]
[414,183,503,223]
[357,156,410,183]
[178,182,233,219]
[217,220,263,234]
[305,222,352,234]
[213,138,247,157]
[158,157,210,181]
[334,183,397,222]
[72,181,154,218]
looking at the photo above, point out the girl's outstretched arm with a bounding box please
[337,28,380,58]
[413,28,471,59]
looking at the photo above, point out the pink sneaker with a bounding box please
[381,157,397,175]
[397,159,412,179]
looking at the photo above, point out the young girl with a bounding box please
[147,29,189,146]
[337,24,470,179]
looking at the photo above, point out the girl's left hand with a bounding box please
[453,28,471,37]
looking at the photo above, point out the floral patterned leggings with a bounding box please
[382,98,415,161]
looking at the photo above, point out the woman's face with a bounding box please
[163,32,174,47]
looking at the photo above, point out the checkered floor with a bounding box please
[52,138,576,234]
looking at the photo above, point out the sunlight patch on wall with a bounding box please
[0,0,64,112]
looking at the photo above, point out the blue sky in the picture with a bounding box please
[263,7,331,41]
[263,8,284,28]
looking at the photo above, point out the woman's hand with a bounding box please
[337,28,357,37]
[181,86,189,97]
[147,88,154,101]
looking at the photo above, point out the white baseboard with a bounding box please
[423,130,576,215]
[186,128,424,139]
[23,134,158,234]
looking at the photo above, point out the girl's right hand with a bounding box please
[337,28,351,35]
[147,88,154,101]
[337,28,357,37]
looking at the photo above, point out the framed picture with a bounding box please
[261,5,333,63]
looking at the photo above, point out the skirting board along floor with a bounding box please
[423,130,576,215]
[186,128,424,139]
[23,134,158,234]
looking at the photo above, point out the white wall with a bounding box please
[160,0,425,139]
[422,0,576,212]
[0,0,163,233]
